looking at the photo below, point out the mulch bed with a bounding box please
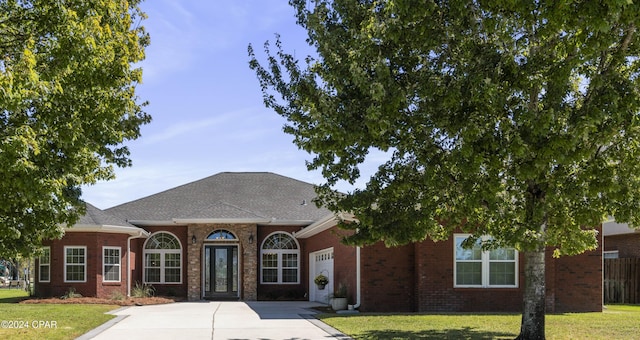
[20,296,180,306]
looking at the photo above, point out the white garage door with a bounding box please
[310,248,333,304]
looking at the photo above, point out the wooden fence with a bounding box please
[604,258,640,304]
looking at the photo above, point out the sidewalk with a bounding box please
[78,301,351,340]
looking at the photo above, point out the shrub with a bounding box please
[131,282,155,298]
[61,287,82,299]
[110,290,125,301]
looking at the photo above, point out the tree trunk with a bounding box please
[516,247,546,340]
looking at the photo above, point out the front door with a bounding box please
[204,245,238,299]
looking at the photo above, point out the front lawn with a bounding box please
[0,289,120,340]
[319,305,640,339]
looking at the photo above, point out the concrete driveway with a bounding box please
[78,301,351,340]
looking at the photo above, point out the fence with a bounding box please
[604,258,640,304]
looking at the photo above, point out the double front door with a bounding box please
[204,245,238,299]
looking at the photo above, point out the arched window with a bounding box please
[144,232,182,284]
[207,230,237,240]
[261,232,299,284]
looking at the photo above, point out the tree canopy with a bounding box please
[0,0,150,257]
[250,1,640,338]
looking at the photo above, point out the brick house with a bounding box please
[603,220,640,259]
[35,172,603,312]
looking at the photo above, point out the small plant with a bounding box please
[110,290,125,301]
[314,274,329,286]
[131,282,155,298]
[60,287,82,299]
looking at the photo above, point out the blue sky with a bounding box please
[81,1,381,209]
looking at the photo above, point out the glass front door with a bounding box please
[204,245,238,299]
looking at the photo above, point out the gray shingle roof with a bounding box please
[106,172,332,224]
[79,203,134,227]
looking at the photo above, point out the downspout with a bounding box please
[127,231,147,297]
[353,246,361,309]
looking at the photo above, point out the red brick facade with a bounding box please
[604,233,640,258]
[301,226,358,304]
[36,223,603,314]
[37,232,131,299]
[322,226,603,313]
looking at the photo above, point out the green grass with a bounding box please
[0,289,120,340]
[319,305,640,339]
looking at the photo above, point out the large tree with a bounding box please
[0,0,150,257]
[250,1,640,338]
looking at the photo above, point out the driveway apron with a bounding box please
[80,301,350,340]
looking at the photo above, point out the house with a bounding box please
[35,172,603,312]
[603,220,640,259]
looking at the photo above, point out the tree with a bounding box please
[250,1,640,338]
[0,1,150,257]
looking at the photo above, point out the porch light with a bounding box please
[249,232,254,244]
[192,234,196,244]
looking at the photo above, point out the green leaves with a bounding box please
[0,0,150,257]
[251,1,640,253]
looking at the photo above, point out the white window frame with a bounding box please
[143,232,182,284]
[103,246,121,283]
[603,250,619,259]
[454,234,518,288]
[39,246,50,283]
[64,246,87,283]
[260,232,300,284]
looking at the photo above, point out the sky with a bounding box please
[81,0,381,209]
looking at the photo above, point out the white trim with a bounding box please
[294,213,357,239]
[453,234,518,288]
[603,250,619,259]
[102,246,122,283]
[39,246,50,283]
[174,218,271,225]
[64,246,87,283]
[260,232,300,284]
[127,218,316,226]
[127,230,149,297]
[143,232,183,284]
[65,224,150,236]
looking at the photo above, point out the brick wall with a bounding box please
[302,226,357,303]
[553,228,603,312]
[360,242,415,312]
[604,233,640,258]
[358,229,603,313]
[414,239,524,312]
[36,232,129,299]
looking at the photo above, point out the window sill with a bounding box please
[102,282,122,286]
[454,286,519,289]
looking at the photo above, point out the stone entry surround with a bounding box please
[187,224,258,301]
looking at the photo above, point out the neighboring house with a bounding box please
[35,172,602,312]
[603,220,640,259]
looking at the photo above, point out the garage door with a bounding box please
[310,248,333,304]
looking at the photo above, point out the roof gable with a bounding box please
[106,172,332,224]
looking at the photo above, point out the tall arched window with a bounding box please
[261,232,299,284]
[144,232,182,284]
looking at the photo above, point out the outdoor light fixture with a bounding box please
[249,233,254,244]
[192,234,196,244]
